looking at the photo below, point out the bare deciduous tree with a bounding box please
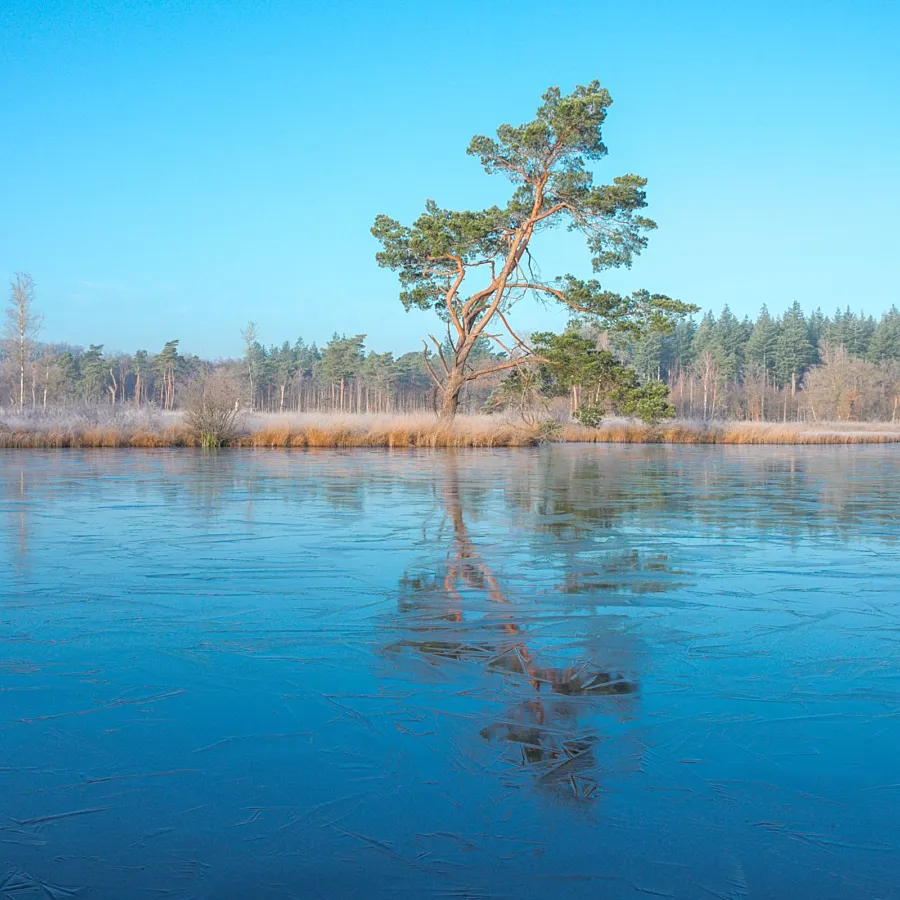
[803,342,878,421]
[183,371,243,448]
[241,321,259,410]
[4,273,42,410]
[692,350,721,420]
[877,361,900,423]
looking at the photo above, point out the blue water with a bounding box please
[1,447,898,899]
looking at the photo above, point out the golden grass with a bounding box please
[1,413,899,449]
[562,419,900,445]
[235,415,538,448]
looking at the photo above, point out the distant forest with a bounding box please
[3,283,900,422]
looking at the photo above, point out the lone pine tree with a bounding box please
[372,81,696,419]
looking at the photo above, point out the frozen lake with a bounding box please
[1,446,898,898]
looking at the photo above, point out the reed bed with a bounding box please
[234,413,539,449]
[561,419,900,445]
[1,410,899,449]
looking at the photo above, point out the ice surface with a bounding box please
[1,446,898,898]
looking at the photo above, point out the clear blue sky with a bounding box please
[1,0,898,358]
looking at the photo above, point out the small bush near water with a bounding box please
[182,374,242,448]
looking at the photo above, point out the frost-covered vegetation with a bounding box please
[4,303,900,428]
[1,407,899,449]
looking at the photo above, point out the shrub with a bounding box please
[613,380,676,425]
[573,404,604,428]
[182,373,242,448]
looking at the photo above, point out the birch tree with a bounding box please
[4,273,42,409]
[241,321,259,410]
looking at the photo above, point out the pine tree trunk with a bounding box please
[439,371,465,420]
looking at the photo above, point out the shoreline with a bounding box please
[2,416,899,448]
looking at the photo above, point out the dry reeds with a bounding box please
[1,410,899,449]
[562,419,900,444]
[233,414,541,449]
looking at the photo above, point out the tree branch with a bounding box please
[421,342,446,391]
[458,174,551,354]
[495,307,535,356]
[463,355,546,382]
[442,256,467,339]
[428,334,451,375]
[530,201,567,224]
[503,283,567,302]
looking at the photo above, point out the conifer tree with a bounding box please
[775,302,815,396]
[716,305,748,381]
[869,307,900,363]
[372,81,695,418]
[746,304,778,377]
[320,334,366,412]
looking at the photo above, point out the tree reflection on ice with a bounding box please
[387,458,639,801]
